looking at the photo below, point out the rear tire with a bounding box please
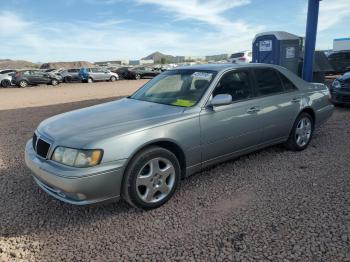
[1,79,11,88]
[18,80,28,88]
[285,112,314,151]
[87,77,93,83]
[122,146,180,210]
[135,74,141,80]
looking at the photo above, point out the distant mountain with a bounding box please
[40,61,94,69]
[0,59,40,69]
[142,52,175,63]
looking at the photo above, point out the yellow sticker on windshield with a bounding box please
[172,99,196,107]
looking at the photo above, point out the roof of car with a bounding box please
[174,63,280,72]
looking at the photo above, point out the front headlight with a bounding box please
[332,80,341,89]
[52,147,103,167]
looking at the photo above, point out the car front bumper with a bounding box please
[331,89,350,104]
[25,140,126,205]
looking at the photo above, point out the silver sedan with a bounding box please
[25,64,334,209]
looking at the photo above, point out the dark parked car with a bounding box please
[112,67,134,80]
[130,66,161,80]
[327,51,350,74]
[330,72,350,105]
[60,69,82,83]
[13,70,61,88]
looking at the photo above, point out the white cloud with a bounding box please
[0,11,32,35]
[135,0,250,28]
[319,0,350,32]
[0,0,262,62]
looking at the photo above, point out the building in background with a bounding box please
[333,38,350,52]
[94,60,129,66]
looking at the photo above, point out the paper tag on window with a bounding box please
[191,72,212,80]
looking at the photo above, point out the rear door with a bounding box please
[30,71,48,84]
[90,68,100,80]
[250,68,301,143]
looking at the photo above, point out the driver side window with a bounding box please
[213,70,253,102]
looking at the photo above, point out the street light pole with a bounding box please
[302,0,321,82]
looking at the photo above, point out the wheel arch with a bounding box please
[299,107,316,127]
[124,139,187,179]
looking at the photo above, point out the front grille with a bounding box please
[340,82,350,89]
[36,138,51,158]
[32,133,37,150]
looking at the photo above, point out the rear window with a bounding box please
[279,73,298,91]
[230,52,244,58]
[254,69,284,96]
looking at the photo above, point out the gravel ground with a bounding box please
[0,83,349,261]
[0,80,148,110]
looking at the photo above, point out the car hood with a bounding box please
[37,98,185,146]
[338,72,350,82]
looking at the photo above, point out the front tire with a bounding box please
[51,79,59,86]
[285,112,314,151]
[87,77,93,83]
[110,76,117,82]
[122,146,180,210]
[135,73,141,80]
[1,79,11,88]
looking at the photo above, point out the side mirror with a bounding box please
[209,94,232,107]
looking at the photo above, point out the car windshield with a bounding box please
[130,69,217,107]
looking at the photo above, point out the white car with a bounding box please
[228,51,252,64]
[0,70,15,88]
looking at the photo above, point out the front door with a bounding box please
[200,69,262,165]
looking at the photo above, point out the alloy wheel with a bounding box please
[295,117,312,147]
[136,157,176,204]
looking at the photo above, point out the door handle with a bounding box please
[247,106,260,114]
[291,97,301,103]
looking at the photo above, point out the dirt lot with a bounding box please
[0,81,349,261]
[0,80,148,110]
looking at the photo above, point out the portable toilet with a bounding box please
[252,31,302,75]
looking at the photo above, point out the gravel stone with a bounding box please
[0,82,349,261]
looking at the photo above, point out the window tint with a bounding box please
[279,73,298,91]
[254,69,284,96]
[213,71,253,101]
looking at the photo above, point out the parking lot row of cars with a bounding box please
[0,66,163,88]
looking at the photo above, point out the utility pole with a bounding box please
[302,0,321,82]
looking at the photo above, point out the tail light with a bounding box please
[238,57,246,61]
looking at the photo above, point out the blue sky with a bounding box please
[1,0,349,62]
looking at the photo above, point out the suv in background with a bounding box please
[79,68,119,83]
[327,51,350,74]
[228,51,252,64]
[60,69,81,83]
[12,70,61,88]
[330,72,350,106]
